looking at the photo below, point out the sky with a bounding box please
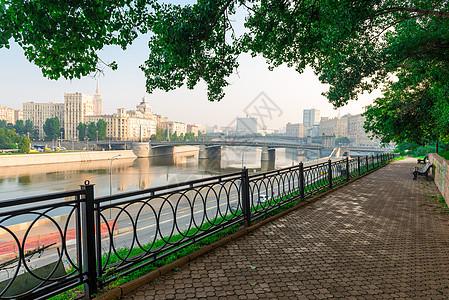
[0,4,381,131]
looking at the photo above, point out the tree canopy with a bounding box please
[0,122,31,152]
[43,117,60,140]
[2,0,449,143]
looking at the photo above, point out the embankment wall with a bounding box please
[429,153,449,205]
[0,150,137,167]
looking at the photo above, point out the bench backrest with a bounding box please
[423,162,432,171]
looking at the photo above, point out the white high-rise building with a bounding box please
[236,117,258,134]
[303,109,320,127]
[23,102,64,139]
[64,93,94,140]
[93,80,103,116]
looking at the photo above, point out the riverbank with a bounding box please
[0,150,137,167]
[0,146,200,168]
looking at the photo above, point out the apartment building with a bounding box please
[320,116,349,138]
[285,122,304,138]
[159,121,187,136]
[187,124,206,136]
[23,102,64,139]
[0,106,16,124]
[64,93,94,140]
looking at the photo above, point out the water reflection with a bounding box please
[0,146,321,201]
[198,159,222,174]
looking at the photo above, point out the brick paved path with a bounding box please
[124,158,449,299]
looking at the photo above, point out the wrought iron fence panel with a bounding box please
[248,172,295,218]
[94,174,243,284]
[0,191,85,299]
[304,162,329,197]
[360,157,368,173]
[349,158,359,179]
[330,160,346,186]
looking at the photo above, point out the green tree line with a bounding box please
[76,120,107,141]
[0,121,31,153]
[150,127,198,142]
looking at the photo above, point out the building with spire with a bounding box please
[93,79,103,116]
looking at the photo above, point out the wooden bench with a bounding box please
[417,156,428,164]
[413,162,433,180]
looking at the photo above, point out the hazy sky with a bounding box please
[0,4,380,130]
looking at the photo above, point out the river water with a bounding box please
[0,146,321,201]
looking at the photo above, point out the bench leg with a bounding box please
[413,172,417,180]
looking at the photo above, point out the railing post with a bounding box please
[328,159,333,189]
[357,156,361,176]
[346,157,350,181]
[372,155,375,169]
[299,162,305,201]
[80,181,98,298]
[366,155,369,172]
[376,154,379,166]
[241,168,251,227]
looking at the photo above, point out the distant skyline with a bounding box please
[0,34,380,130]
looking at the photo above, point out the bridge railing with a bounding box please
[0,153,398,299]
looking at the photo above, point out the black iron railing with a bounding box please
[0,153,398,299]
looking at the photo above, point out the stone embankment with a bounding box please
[0,150,137,167]
[430,153,449,205]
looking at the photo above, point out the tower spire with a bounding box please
[96,79,100,94]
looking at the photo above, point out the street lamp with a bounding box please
[109,154,121,195]
[109,154,121,219]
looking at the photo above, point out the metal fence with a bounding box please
[0,153,398,299]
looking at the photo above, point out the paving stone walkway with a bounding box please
[124,158,449,299]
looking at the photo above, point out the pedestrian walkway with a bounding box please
[124,158,449,299]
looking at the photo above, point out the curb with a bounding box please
[94,161,392,300]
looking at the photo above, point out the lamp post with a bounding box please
[109,154,121,195]
[109,154,121,218]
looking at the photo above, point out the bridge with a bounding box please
[97,140,323,150]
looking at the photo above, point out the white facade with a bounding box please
[303,109,320,127]
[160,121,187,136]
[85,97,157,141]
[285,122,304,138]
[187,124,206,136]
[348,114,380,146]
[0,106,16,124]
[64,93,94,140]
[236,117,258,134]
[23,102,64,139]
[319,116,348,138]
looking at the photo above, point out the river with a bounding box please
[0,146,321,201]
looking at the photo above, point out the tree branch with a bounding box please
[375,7,449,18]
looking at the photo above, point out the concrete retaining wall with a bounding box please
[0,150,137,167]
[429,153,449,205]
